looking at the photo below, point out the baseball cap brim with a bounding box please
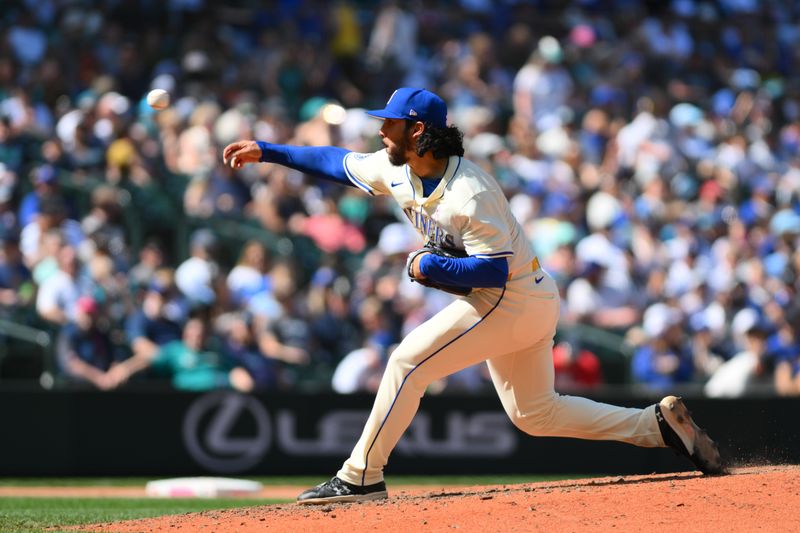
[366,109,407,121]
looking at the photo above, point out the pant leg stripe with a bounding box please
[361,287,506,485]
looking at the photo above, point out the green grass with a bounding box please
[0,474,585,487]
[0,497,281,533]
[0,475,589,533]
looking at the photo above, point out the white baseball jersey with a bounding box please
[334,148,664,488]
[343,149,537,279]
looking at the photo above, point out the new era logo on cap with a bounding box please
[367,88,447,128]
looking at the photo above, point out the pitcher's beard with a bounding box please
[387,138,409,166]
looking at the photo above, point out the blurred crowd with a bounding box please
[1,0,799,397]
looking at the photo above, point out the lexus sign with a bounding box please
[182,391,272,473]
[182,392,517,474]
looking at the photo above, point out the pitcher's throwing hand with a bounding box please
[222,140,261,169]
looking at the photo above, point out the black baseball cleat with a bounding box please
[296,476,388,505]
[656,395,725,475]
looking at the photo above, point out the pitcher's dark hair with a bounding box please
[405,120,465,158]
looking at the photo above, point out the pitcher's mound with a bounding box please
[80,465,800,532]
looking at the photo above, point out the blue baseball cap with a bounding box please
[367,88,448,128]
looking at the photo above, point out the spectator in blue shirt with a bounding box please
[217,312,279,391]
[124,270,186,362]
[632,305,694,390]
[55,296,120,389]
[18,164,60,228]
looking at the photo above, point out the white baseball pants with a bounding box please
[337,269,664,486]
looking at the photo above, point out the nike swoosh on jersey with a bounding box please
[535,276,544,284]
[390,180,403,187]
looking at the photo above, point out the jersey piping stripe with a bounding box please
[342,154,374,195]
[473,251,514,258]
[406,166,415,202]
[431,157,453,198]
[443,157,461,189]
[360,286,507,486]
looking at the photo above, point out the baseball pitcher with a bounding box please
[223,88,723,504]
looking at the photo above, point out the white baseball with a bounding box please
[146,89,170,110]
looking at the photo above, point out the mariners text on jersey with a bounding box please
[403,207,456,248]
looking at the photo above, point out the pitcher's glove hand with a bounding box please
[406,245,472,296]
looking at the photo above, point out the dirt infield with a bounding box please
[72,465,798,532]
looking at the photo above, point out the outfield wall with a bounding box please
[2,390,797,476]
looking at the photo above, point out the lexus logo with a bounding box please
[182,391,271,473]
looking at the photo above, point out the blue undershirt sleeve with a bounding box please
[419,254,508,288]
[256,142,353,187]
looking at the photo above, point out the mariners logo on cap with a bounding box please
[409,109,417,116]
